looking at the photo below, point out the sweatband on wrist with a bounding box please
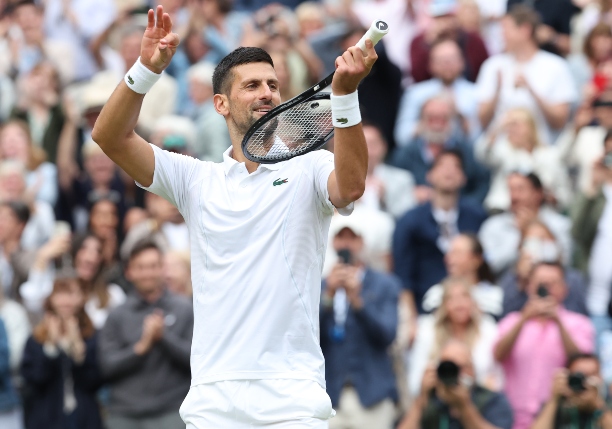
[124,57,162,94]
[331,91,361,128]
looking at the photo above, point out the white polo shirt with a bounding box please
[139,144,352,388]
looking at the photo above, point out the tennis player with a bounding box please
[92,5,377,429]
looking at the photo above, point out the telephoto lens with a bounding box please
[437,360,460,386]
[568,373,587,392]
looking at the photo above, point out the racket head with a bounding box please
[241,92,334,164]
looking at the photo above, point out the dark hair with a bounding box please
[505,4,541,39]
[430,148,465,172]
[509,171,543,191]
[584,23,612,62]
[128,239,163,263]
[461,234,495,283]
[212,47,275,95]
[72,233,113,308]
[567,353,599,369]
[0,200,30,225]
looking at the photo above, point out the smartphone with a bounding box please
[536,284,549,298]
[337,249,352,265]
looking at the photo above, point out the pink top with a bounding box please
[495,309,594,429]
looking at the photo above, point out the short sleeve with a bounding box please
[569,315,595,353]
[494,313,522,348]
[310,150,354,216]
[544,59,578,104]
[475,57,500,103]
[137,144,203,216]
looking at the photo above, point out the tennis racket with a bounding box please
[241,20,389,164]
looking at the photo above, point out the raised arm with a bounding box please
[91,6,180,188]
[327,40,378,208]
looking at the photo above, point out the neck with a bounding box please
[510,42,538,62]
[139,286,163,304]
[440,77,456,87]
[451,323,468,339]
[431,190,458,211]
[229,144,259,173]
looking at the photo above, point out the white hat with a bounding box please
[81,71,120,112]
[328,212,366,238]
[430,0,457,17]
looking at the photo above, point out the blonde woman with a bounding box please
[475,108,572,211]
[408,277,502,397]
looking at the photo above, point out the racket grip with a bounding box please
[356,20,389,52]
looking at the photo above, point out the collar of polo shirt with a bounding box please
[222,147,281,175]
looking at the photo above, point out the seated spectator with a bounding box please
[410,278,502,398]
[476,108,572,212]
[361,123,415,219]
[98,241,192,429]
[494,262,594,429]
[0,118,58,206]
[398,339,513,429]
[393,149,487,317]
[501,220,587,318]
[477,5,577,146]
[410,0,489,84]
[0,317,21,429]
[422,234,503,318]
[395,38,481,147]
[0,161,55,251]
[532,353,612,429]
[0,201,33,302]
[479,172,572,275]
[320,216,400,429]
[21,278,102,429]
[392,95,490,204]
[163,251,192,298]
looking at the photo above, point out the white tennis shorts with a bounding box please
[179,379,335,428]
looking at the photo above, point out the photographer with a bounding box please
[320,215,401,429]
[398,339,513,429]
[532,354,612,429]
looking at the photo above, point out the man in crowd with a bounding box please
[321,216,400,429]
[393,149,487,319]
[476,5,577,145]
[99,241,192,429]
[531,354,612,429]
[391,95,490,204]
[0,200,32,302]
[479,172,571,275]
[494,262,594,429]
[395,38,480,147]
[398,339,513,429]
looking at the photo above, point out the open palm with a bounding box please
[140,6,180,74]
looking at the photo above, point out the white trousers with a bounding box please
[180,379,334,428]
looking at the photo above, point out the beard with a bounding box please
[230,101,278,135]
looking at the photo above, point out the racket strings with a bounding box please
[244,98,334,162]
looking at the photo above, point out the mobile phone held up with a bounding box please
[337,249,352,265]
[536,284,549,298]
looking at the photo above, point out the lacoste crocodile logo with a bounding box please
[127,75,134,85]
[336,118,348,124]
[273,178,288,186]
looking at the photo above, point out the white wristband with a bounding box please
[331,91,361,128]
[124,57,162,94]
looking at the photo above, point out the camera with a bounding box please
[568,372,587,392]
[437,360,460,386]
[536,284,549,298]
[337,249,352,265]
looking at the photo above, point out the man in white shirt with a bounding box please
[91,6,377,428]
[476,5,577,145]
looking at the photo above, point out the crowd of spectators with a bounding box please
[1,0,612,428]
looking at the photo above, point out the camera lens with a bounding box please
[568,372,587,392]
[437,360,460,386]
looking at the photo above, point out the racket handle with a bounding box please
[356,20,389,52]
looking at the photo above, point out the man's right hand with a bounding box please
[551,369,570,400]
[325,264,347,299]
[521,298,549,322]
[140,6,180,74]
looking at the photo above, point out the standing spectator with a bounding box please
[392,149,487,318]
[0,317,21,429]
[500,221,587,318]
[399,339,513,429]
[410,0,489,84]
[477,5,577,146]
[21,278,102,429]
[421,234,503,318]
[410,278,502,398]
[392,95,490,205]
[479,172,572,275]
[395,38,481,147]
[475,108,572,211]
[0,200,33,302]
[493,262,594,429]
[98,241,192,429]
[361,123,415,219]
[321,217,400,429]
[531,354,612,429]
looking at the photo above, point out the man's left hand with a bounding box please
[331,39,378,96]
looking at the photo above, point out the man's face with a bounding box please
[14,4,43,43]
[502,16,530,50]
[508,174,542,212]
[527,265,567,304]
[420,99,453,144]
[438,341,475,379]
[364,125,387,168]
[427,154,465,194]
[84,152,116,187]
[120,33,142,69]
[221,62,281,136]
[0,171,26,200]
[430,41,464,84]
[568,358,602,410]
[332,228,363,260]
[127,248,164,296]
[0,206,24,244]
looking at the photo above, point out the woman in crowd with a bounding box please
[475,108,572,211]
[164,250,192,298]
[422,234,503,319]
[0,318,21,429]
[499,220,587,318]
[568,22,612,98]
[21,278,102,429]
[409,277,501,397]
[88,197,121,268]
